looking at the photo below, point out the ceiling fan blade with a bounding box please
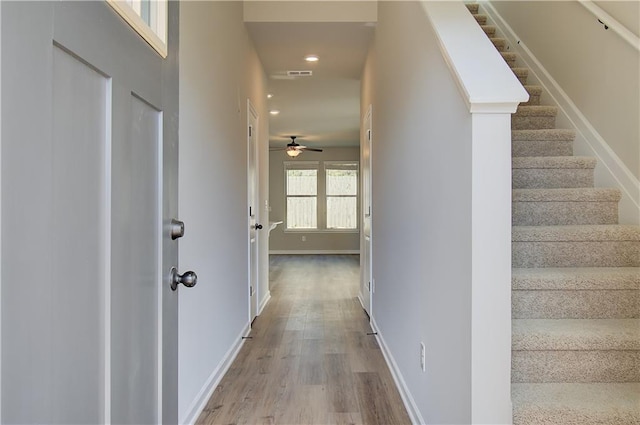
[269,147,286,150]
[302,148,323,152]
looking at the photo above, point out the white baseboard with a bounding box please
[483,2,640,225]
[269,250,360,255]
[258,291,271,315]
[371,318,425,425]
[180,322,251,425]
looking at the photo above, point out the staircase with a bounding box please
[467,4,640,424]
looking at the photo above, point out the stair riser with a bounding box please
[513,241,640,267]
[513,201,618,226]
[512,169,594,189]
[512,350,640,383]
[513,290,639,319]
[512,140,573,157]
[512,116,556,130]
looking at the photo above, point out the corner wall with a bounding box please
[178,2,269,422]
[361,2,473,423]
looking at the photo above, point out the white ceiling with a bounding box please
[246,22,375,149]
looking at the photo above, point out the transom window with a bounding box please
[285,161,359,231]
[107,0,168,58]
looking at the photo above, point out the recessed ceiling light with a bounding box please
[267,93,273,99]
[305,55,319,62]
[269,110,280,115]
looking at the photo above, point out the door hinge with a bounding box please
[250,286,254,296]
[368,281,371,291]
[249,126,252,137]
[249,206,252,217]
[368,130,371,141]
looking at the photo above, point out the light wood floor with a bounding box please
[196,255,411,425]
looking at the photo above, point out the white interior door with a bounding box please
[1,2,179,423]
[361,106,373,318]
[248,101,260,322]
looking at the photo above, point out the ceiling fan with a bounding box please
[270,136,323,157]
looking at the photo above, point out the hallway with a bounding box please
[196,255,411,424]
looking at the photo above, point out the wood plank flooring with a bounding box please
[196,255,411,425]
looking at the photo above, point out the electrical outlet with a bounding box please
[301,235,306,242]
[420,342,426,372]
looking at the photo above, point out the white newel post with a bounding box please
[422,2,529,423]
[470,112,514,424]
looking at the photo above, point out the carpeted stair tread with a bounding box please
[523,85,543,96]
[512,351,640,383]
[512,225,640,242]
[491,37,507,51]
[466,3,479,14]
[512,188,621,225]
[511,155,593,168]
[501,52,517,65]
[513,289,639,319]
[512,156,596,169]
[481,25,496,36]
[512,104,558,129]
[513,268,640,290]
[516,105,558,117]
[512,383,640,424]
[513,188,621,202]
[512,129,576,141]
[512,319,640,350]
[511,67,528,78]
[473,14,487,25]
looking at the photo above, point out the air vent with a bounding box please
[287,70,313,77]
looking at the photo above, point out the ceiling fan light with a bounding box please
[305,55,319,62]
[286,148,301,157]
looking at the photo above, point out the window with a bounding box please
[107,0,168,58]
[325,162,358,230]
[285,161,359,231]
[286,163,318,230]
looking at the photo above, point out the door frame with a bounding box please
[247,100,260,322]
[361,104,373,319]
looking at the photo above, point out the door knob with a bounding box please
[170,267,197,291]
[255,223,263,230]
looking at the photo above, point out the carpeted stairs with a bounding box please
[467,4,640,424]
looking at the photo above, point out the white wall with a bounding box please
[178,2,269,423]
[268,147,360,253]
[492,1,639,181]
[361,2,474,423]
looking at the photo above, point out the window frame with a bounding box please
[283,160,360,233]
[284,161,319,231]
[106,0,168,58]
[324,161,359,231]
